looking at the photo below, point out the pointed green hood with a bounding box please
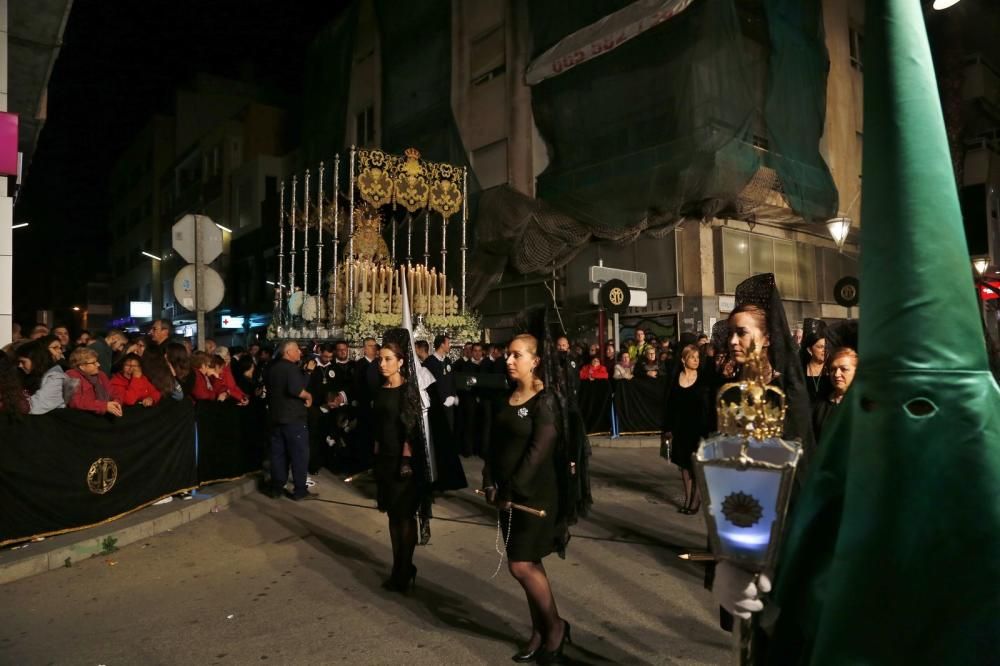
[858,0,987,373]
[768,1,1000,663]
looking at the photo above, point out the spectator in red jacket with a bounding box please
[65,347,123,417]
[213,347,248,405]
[110,353,161,407]
[190,351,222,402]
[579,355,610,381]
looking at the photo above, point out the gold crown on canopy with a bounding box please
[716,348,787,440]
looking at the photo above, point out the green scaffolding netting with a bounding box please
[526,0,837,231]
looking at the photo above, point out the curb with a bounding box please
[589,435,661,449]
[0,476,259,586]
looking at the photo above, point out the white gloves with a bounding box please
[443,396,459,407]
[712,561,771,620]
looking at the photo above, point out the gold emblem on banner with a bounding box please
[357,149,395,207]
[87,458,118,494]
[428,162,463,217]
[393,148,430,212]
[355,147,463,218]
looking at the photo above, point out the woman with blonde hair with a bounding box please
[484,329,572,664]
[663,344,712,514]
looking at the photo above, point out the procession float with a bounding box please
[267,146,481,344]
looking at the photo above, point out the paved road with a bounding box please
[1,448,730,665]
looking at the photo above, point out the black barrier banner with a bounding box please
[194,401,266,484]
[578,380,613,435]
[0,400,197,546]
[613,377,667,434]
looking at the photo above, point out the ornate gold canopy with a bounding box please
[356,148,464,218]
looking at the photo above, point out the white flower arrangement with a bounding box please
[340,309,483,344]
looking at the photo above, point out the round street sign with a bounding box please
[173,265,225,312]
[600,278,631,314]
[172,214,223,264]
[834,276,860,307]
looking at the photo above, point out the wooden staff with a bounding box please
[678,552,715,562]
[344,469,372,484]
[474,489,547,517]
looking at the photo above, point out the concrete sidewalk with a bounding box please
[0,476,258,585]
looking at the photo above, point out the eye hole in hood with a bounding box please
[904,398,937,418]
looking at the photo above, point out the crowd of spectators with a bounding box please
[0,319,272,422]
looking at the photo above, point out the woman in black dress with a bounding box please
[664,344,712,514]
[484,333,571,664]
[799,318,830,406]
[812,346,858,441]
[373,340,424,593]
[709,274,815,637]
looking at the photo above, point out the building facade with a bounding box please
[108,75,289,341]
[326,0,862,343]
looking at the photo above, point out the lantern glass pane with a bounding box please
[703,466,784,562]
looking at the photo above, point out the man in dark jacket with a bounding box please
[423,334,457,429]
[88,330,127,378]
[351,337,380,472]
[305,344,336,474]
[266,342,316,500]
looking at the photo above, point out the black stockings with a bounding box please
[509,560,564,651]
[388,516,417,581]
[681,468,701,511]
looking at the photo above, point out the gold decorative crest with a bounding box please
[716,349,787,440]
[393,148,430,212]
[355,148,464,218]
[87,457,118,495]
[357,149,395,207]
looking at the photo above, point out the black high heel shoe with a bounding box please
[386,564,417,593]
[536,620,572,664]
[511,636,542,663]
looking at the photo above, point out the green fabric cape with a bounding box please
[768,1,1000,663]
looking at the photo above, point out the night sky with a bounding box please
[13,0,347,324]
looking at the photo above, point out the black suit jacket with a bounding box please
[423,354,456,404]
[326,360,356,401]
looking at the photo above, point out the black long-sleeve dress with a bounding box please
[373,384,423,521]
[483,390,560,561]
[663,373,713,471]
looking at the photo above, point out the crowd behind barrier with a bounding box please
[0,399,265,546]
[577,376,667,435]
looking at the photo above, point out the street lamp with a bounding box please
[141,251,162,261]
[11,222,28,230]
[973,257,989,277]
[932,0,962,9]
[215,223,233,233]
[825,216,852,252]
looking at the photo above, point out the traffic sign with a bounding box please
[172,214,223,264]
[589,265,646,289]
[173,265,225,312]
[600,279,631,314]
[834,276,859,307]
